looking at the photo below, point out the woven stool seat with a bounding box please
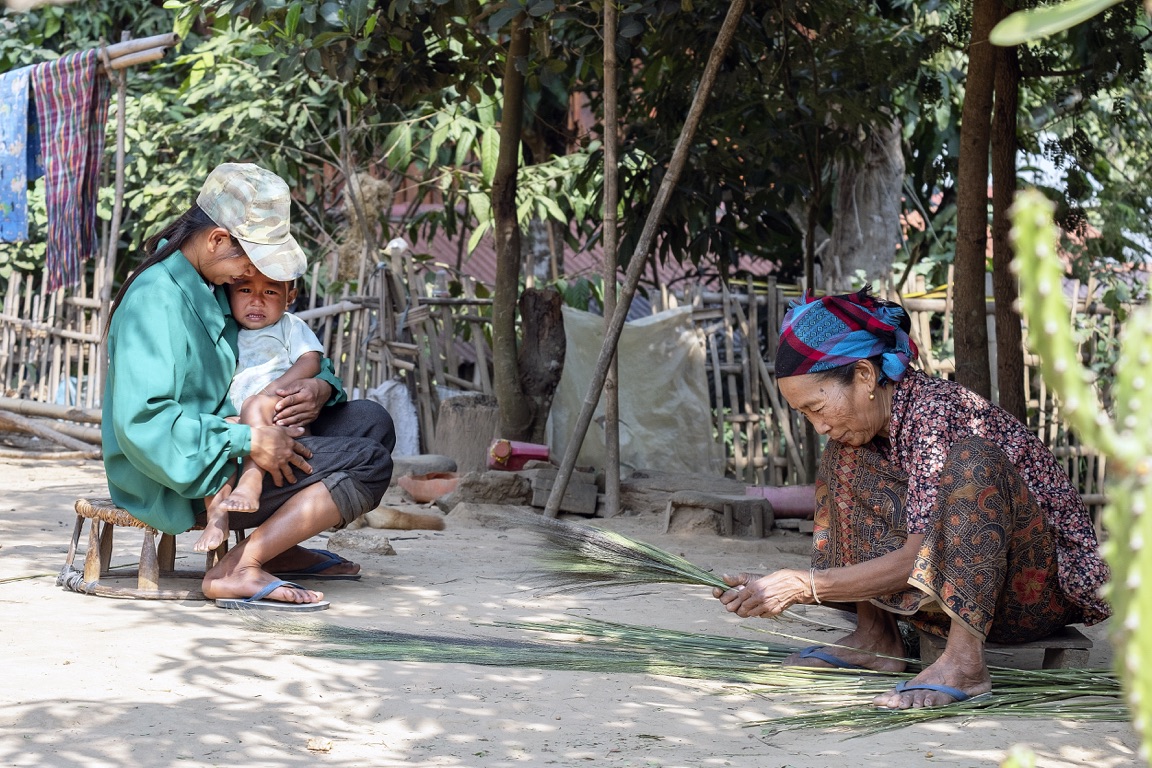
[58,498,241,600]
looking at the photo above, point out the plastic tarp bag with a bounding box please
[547,305,722,476]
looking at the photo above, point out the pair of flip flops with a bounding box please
[215,580,330,611]
[799,646,982,704]
[272,548,361,581]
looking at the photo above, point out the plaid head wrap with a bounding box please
[775,286,918,383]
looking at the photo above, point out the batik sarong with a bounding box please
[812,436,1082,642]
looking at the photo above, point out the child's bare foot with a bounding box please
[218,488,260,512]
[193,510,229,552]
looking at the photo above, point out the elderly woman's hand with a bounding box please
[712,570,811,618]
[249,424,313,486]
[273,378,333,427]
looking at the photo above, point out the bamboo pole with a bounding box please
[601,0,622,517]
[545,0,748,516]
[0,397,101,423]
[0,410,99,454]
[0,413,101,444]
[105,33,179,60]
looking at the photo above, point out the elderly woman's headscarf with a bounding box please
[775,285,918,384]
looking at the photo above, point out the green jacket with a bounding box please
[102,250,344,534]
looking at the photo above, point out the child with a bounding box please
[194,272,324,552]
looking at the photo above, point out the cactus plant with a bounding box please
[1010,188,1152,760]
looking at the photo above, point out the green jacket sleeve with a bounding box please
[318,356,348,405]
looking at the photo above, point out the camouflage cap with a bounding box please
[197,163,307,281]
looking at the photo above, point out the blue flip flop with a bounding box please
[892,680,978,703]
[273,548,361,581]
[797,645,865,670]
[215,579,330,611]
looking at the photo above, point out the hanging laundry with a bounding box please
[0,65,43,243]
[31,49,109,292]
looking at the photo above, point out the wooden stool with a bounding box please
[916,625,1093,669]
[57,498,240,600]
[662,491,773,537]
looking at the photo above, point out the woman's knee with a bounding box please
[314,400,396,449]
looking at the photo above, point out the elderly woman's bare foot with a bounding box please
[873,623,992,709]
[786,601,908,672]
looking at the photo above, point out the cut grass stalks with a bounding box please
[245,614,1126,733]
[521,514,731,592]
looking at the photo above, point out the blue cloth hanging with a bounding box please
[0,65,44,243]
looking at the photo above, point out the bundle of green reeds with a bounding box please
[520,514,731,593]
[246,615,1127,734]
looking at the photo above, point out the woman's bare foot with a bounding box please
[193,507,230,552]
[202,563,324,604]
[873,622,992,709]
[785,601,908,672]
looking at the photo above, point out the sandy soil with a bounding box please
[0,457,1140,768]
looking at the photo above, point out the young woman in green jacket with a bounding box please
[102,163,395,609]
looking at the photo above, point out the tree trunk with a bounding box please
[953,0,1001,399]
[823,118,905,293]
[492,14,533,440]
[517,287,566,444]
[991,43,1026,422]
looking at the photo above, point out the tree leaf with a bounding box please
[481,128,499,185]
[989,0,1125,46]
[489,4,523,32]
[467,220,491,253]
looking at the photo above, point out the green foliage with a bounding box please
[1011,188,1152,757]
[551,275,603,313]
[575,0,942,280]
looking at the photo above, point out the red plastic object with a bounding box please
[487,438,550,471]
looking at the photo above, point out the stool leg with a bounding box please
[157,533,176,574]
[662,501,676,534]
[98,521,115,576]
[720,504,734,536]
[751,506,764,538]
[83,519,101,583]
[138,529,160,591]
[64,515,85,569]
[1042,647,1089,669]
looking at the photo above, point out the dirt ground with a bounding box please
[0,457,1141,768]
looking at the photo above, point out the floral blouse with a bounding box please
[881,369,1110,624]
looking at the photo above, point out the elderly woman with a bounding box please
[103,162,395,610]
[715,287,1109,708]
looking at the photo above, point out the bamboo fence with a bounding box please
[0,257,1121,525]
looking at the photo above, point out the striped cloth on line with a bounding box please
[31,49,110,292]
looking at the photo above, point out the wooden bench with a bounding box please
[662,491,774,537]
[916,625,1093,669]
[57,498,238,600]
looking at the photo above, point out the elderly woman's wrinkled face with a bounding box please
[778,363,890,448]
